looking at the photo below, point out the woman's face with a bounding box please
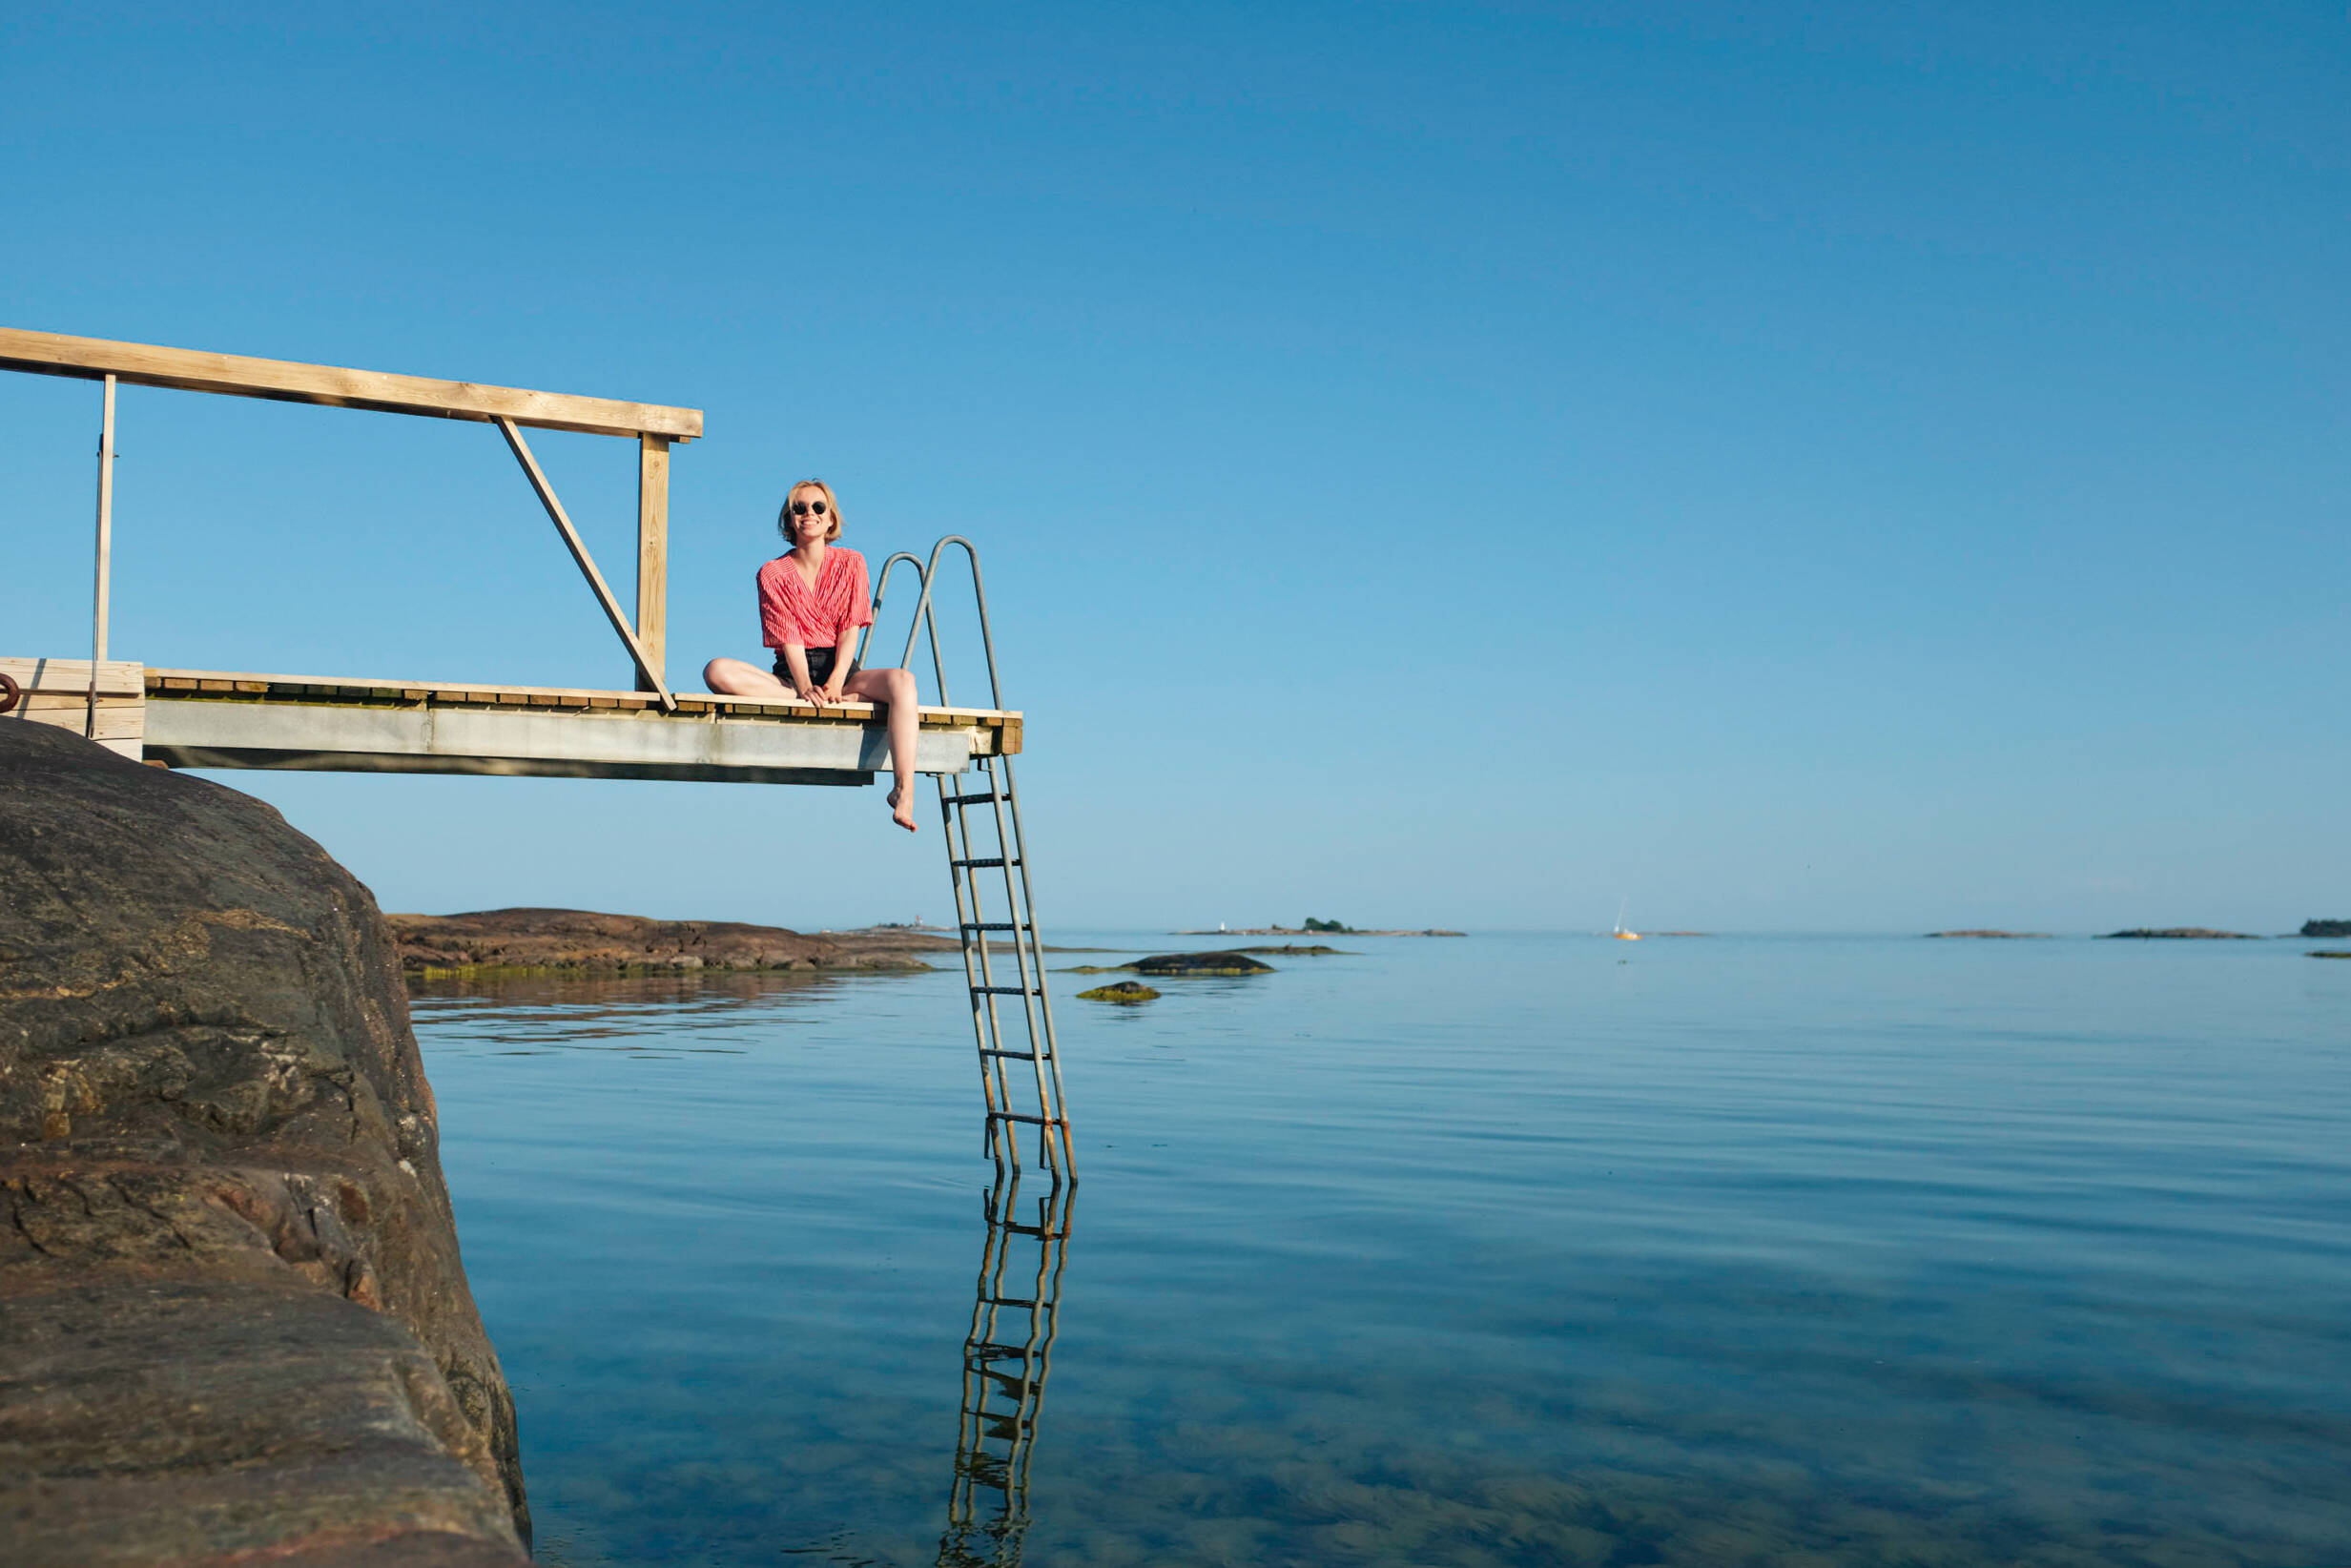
[787,485,832,544]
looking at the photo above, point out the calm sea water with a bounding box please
[413,933,2351,1567]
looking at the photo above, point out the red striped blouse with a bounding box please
[757,548,874,650]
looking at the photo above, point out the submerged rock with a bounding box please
[1077,980,1161,1003]
[0,722,529,1566]
[1131,951,1276,977]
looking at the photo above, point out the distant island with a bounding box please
[2100,927,2260,940]
[2300,918,2351,938]
[1176,918,1464,937]
[1928,930,2054,939]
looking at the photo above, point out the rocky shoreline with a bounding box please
[1,723,530,1566]
[385,908,955,977]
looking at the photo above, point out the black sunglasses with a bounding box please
[791,499,829,517]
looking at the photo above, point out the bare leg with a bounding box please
[843,666,921,833]
[703,656,794,697]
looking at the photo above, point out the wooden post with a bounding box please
[89,374,116,737]
[636,435,670,693]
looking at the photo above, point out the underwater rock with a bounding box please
[1077,980,1161,1002]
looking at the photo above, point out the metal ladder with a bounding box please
[937,1164,1075,1567]
[866,538,1075,1180]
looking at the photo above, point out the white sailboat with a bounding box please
[1612,897,1641,941]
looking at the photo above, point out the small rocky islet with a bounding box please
[1068,950,1279,979]
[386,908,951,977]
[1932,921,2351,943]
[1175,921,1463,937]
[1928,930,2055,939]
[2101,927,2261,939]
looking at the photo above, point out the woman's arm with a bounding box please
[818,628,857,704]
[820,554,874,703]
[777,643,826,705]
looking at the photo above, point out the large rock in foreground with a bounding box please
[387,906,936,974]
[0,723,528,1566]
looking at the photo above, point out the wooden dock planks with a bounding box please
[131,666,1019,783]
[140,669,1020,747]
[0,657,145,758]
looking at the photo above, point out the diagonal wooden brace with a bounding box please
[494,416,677,711]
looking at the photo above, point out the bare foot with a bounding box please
[888,784,919,834]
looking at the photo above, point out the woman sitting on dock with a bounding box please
[703,480,921,833]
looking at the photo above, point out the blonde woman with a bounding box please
[703,480,921,833]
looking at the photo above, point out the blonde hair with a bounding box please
[777,479,843,544]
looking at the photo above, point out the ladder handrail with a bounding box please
[891,535,1008,712]
[865,536,1074,1183]
[860,550,946,702]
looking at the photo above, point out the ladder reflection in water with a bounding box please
[937,1165,1075,1568]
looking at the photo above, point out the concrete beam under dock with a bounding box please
[3,660,1021,785]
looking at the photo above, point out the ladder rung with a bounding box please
[973,984,1037,996]
[952,856,1018,868]
[988,1111,1050,1124]
[980,1048,1039,1060]
[943,791,1001,806]
[961,921,1025,931]
[982,1295,1039,1308]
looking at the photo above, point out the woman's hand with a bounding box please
[820,675,850,706]
[779,646,823,706]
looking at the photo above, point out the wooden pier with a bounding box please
[0,329,1021,785]
[4,326,1068,1179]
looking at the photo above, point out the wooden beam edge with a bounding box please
[0,327,702,442]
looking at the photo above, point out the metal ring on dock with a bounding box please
[0,672,19,714]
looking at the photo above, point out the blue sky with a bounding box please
[4,2,2344,932]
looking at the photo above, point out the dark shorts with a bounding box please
[773,646,836,687]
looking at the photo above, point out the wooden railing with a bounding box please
[0,327,701,706]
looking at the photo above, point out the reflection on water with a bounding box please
[413,936,2351,1566]
[938,1167,1074,1568]
[405,968,912,1054]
